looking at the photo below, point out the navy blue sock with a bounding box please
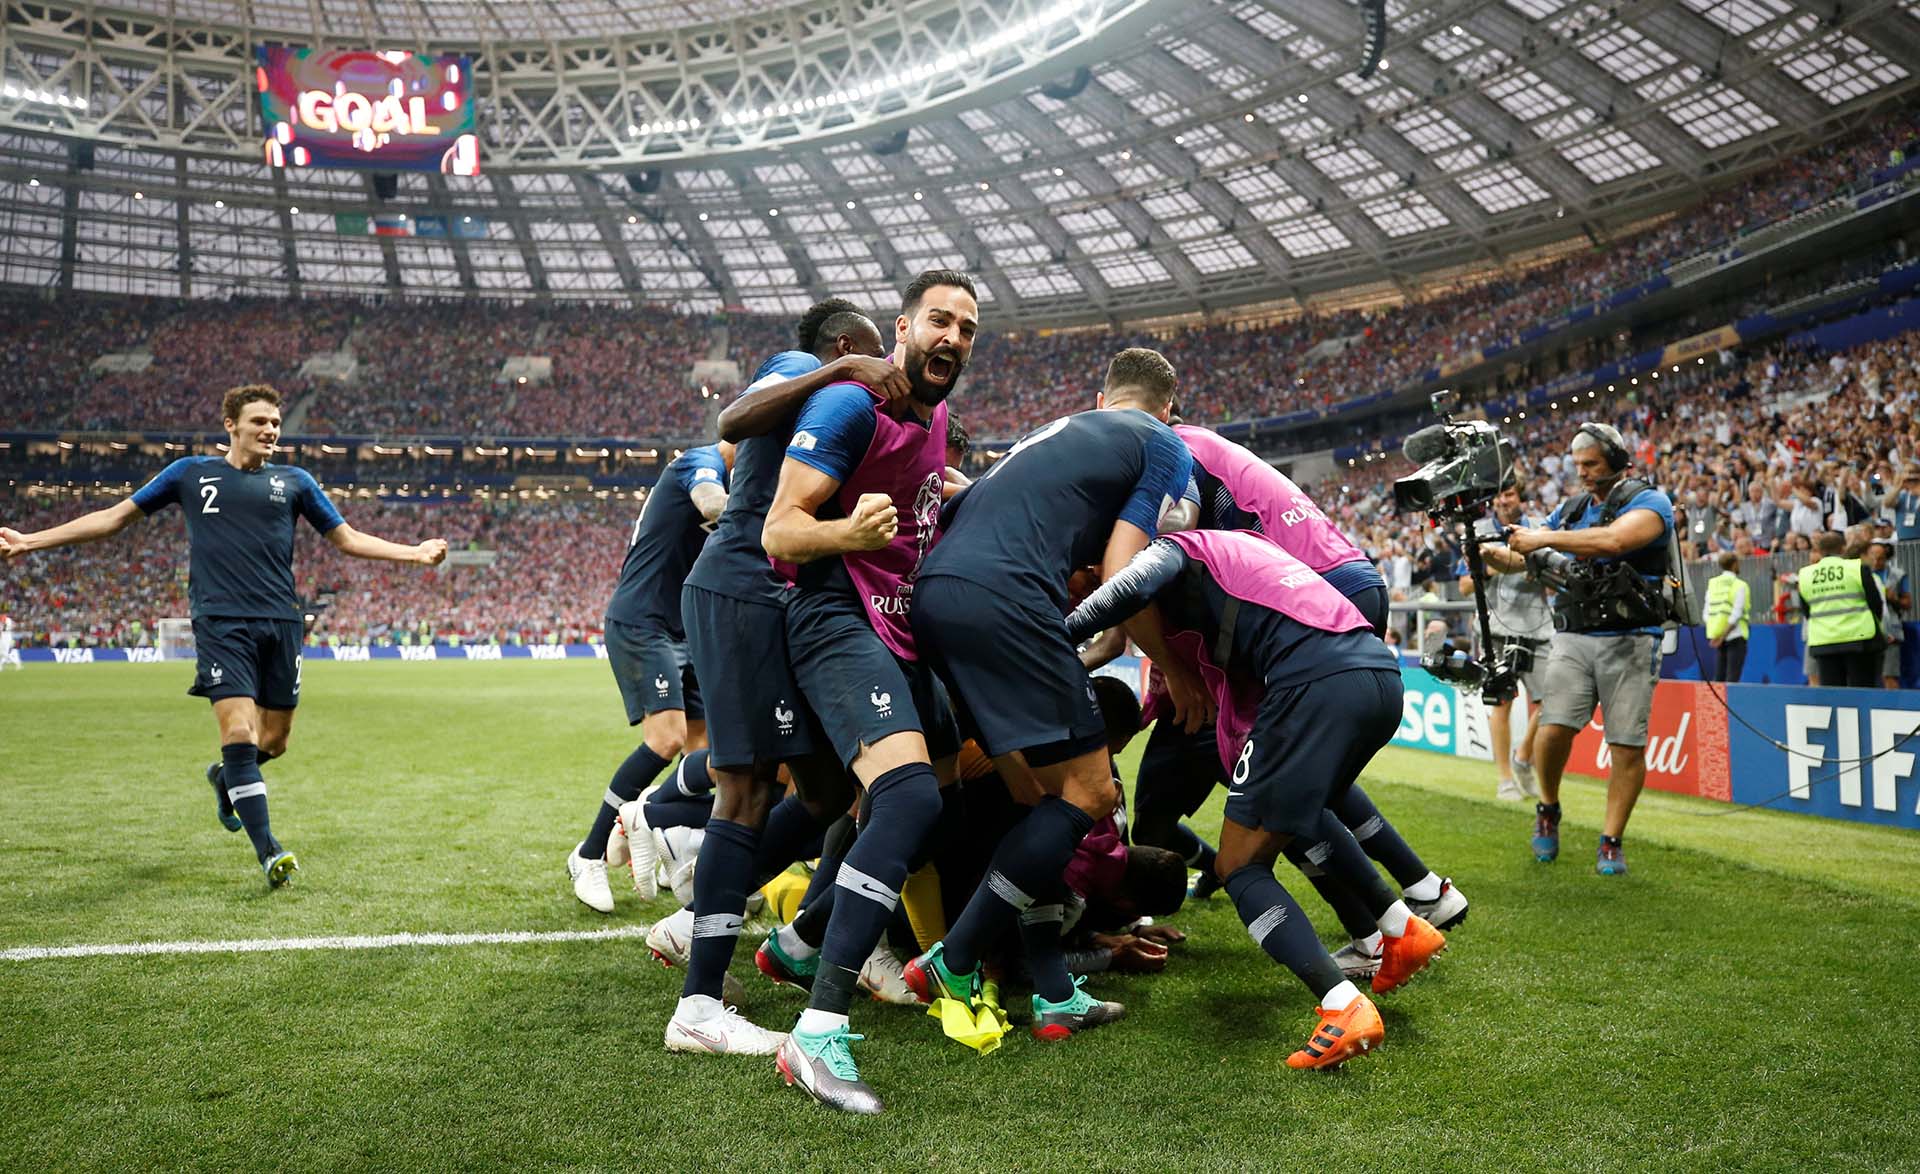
[681,818,758,1000]
[752,794,828,886]
[1331,785,1428,889]
[659,749,714,798]
[943,795,1095,975]
[1286,841,1380,941]
[644,792,713,831]
[221,742,279,864]
[809,763,944,1016]
[1017,880,1073,1003]
[584,744,669,859]
[1306,807,1397,921]
[1224,864,1345,1000]
[791,815,857,948]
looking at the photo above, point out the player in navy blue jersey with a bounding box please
[758,270,975,1114]
[0,385,447,887]
[902,347,1198,1032]
[662,298,916,1057]
[565,441,734,914]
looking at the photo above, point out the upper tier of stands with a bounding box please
[3,109,1914,442]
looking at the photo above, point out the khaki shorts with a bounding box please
[1538,631,1662,747]
[1884,640,1903,680]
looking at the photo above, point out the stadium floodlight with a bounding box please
[714,0,1094,132]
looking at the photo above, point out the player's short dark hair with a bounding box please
[1091,675,1143,748]
[795,298,865,354]
[946,414,971,461]
[221,384,281,424]
[1122,845,1188,916]
[900,269,977,318]
[1104,347,1178,410]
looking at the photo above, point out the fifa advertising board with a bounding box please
[1389,666,1920,832]
[1722,684,1920,832]
[1564,681,1731,802]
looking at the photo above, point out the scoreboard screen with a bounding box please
[256,47,480,175]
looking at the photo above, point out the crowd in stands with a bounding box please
[9,320,1920,646]
[1310,323,1920,636]
[2,110,1912,445]
[0,487,637,647]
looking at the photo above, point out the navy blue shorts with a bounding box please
[189,616,304,709]
[786,588,960,770]
[1345,584,1390,641]
[1222,668,1402,840]
[605,618,704,725]
[912,576,1106,766]
[681,583,817,770]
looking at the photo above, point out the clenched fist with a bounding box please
[846,493,898,551]
[417,538,450,566]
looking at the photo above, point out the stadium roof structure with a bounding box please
[0,0,1915,326]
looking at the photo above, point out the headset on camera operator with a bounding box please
[1478,423,1675,877]
[1458,475,1553,804]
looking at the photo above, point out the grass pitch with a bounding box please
[2,660,1916,1172]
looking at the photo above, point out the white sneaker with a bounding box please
[1331,937,1382,981]
[857,944,919,1005]
[1405,877,1469,932]
[669,858,698,907]
[647,906,695,967]
[607,812,631,870]
[663,995,787,1055]
[568,843,614,914]
[1497,777,1526,802]
[617,797,659,898]
[1510,751,1539,798]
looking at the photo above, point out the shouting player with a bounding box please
[0,385,447,886]
[566,440,734,912]
[904,347,1196,1036]
[760,270,975,1114]
[663,299,910,1055]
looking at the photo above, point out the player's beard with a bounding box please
[904,344,965,407]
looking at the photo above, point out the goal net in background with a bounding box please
[157,618,194,661]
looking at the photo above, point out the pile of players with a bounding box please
[560,271,1471,1115]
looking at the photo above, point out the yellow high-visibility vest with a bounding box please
[1798,557,1878,648]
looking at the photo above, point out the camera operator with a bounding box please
[1480,424,1675,878]
[1457,476,1552,803]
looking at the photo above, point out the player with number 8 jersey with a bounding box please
[0,384,448,888]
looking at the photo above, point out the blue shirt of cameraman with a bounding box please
[1545,486,1675,637]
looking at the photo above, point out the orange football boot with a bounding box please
[1372,914,1446,993]
[1286,995,1384,1070]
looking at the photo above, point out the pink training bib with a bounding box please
[835,390,947,661]
[1174,423,1363,573]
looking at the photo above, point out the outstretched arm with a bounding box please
[719,354,909,442]
[325,524,448,566]
[1067,537,1187,642]
[0,498,143,558]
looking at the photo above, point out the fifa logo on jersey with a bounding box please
[654,674,670,696]
[774,701,795,735]
[871,689,893,717]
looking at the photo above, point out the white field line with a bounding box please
[1,924,652,962]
